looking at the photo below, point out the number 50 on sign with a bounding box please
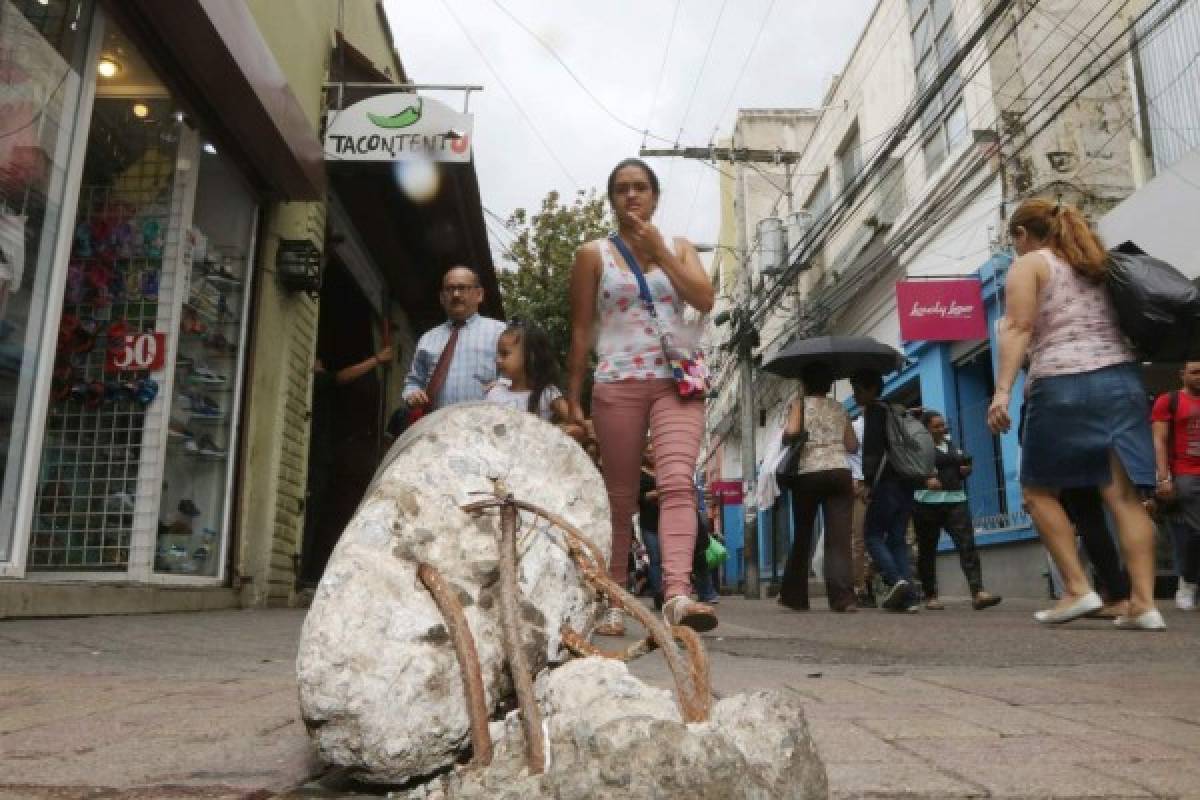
[106,333,167,372]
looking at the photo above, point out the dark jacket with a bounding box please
[861,402,901,487]
[931,441,970,493]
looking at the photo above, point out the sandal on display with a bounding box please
[135,378,159,407]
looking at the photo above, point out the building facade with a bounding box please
[0,0,496,616]
[707,0,1154,594]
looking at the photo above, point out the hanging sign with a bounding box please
[896,278,988,341]
[710,480,744,505]
[323,94,473,163]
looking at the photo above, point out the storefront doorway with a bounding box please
[300,258,382,586]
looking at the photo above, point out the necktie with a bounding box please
[424,320,463,409]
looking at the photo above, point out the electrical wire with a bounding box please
[673,0,732,145]
[802,0,1190,330]
[484,0,676,145]
[644,0,683,147]
[438,0,581,190]
[709,0,779,135]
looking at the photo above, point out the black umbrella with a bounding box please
[762,335,905,380]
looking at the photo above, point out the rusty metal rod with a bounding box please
[464,496,712,723]
[496,499,546,774]
[560,625,658,661]
[416,562,493,768]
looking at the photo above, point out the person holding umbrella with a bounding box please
[776,362,860,612]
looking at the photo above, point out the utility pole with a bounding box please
[641,142,802,600]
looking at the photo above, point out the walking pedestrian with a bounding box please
[987,198,1163,630]
[1150,363,1200,611]
[854,369,925,612]
[847,414,876,607]
[566,158,716,635]
[777,362,859,612]
[912,411,1001,611]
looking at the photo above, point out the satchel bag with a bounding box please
[775,431,810,479]
[608,233,712,399]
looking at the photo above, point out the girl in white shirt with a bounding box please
[486,320,571,424]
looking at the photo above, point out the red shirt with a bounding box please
[1151,390,1200,476]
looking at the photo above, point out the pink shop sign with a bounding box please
[896,279,988,342]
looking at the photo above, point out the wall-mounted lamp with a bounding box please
[132,102,149,119]
[276,239,323,294]
[96,55,120,78]
[202,142,217,155]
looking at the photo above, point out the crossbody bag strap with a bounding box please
[608,233,659,319]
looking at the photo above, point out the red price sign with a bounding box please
[106,333,167,373]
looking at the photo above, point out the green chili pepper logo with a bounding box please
[368,98,423,129]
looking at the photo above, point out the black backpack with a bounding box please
[1106,241,1200,362]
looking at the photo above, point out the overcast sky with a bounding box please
[381,0,877,264]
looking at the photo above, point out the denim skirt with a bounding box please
[1020,362,1155,490]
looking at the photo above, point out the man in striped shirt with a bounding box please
[402,266,505,411]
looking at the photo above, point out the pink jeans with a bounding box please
[591,378,704,599]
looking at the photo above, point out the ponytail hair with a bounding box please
[1008,198,1108,281]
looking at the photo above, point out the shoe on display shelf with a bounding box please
[196,434,226,458]
[184,435,199,453]
[178,498,202,517]
[204,261,242,288]
[167,419,193,439]
[188,364,226,385]
[187,393,222,418]
[106,492,136,513]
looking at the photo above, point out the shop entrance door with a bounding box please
[300,259,381,586]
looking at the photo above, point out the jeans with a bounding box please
[912,501,983,596]
[1169,474,1200,583]
[864,477,915,586]
[592,379,705,598]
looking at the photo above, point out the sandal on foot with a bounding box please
[663,596,718,633]
[972,591,1002,610]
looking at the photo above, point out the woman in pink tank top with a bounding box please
[987,198,1163,631]
[566,158,717,637]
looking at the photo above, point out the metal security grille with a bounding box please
[28,99,178,570]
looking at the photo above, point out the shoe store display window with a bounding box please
[0,0,95,566]
[157,151,255,577]
[24,18,256,582]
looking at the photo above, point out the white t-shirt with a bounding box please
[485,382,563,422]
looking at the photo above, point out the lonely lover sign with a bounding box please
[896,278,987,342]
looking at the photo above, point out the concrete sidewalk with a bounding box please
[1,599,1198,798]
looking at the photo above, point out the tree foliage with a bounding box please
[496,190,612,370]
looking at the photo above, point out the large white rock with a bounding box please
[296,403,611,784]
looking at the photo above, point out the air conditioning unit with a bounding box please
[865,158,905,228]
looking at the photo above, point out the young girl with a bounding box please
[486,320,570,424]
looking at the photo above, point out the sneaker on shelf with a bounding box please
[167,419,193,439]
[196,434,225,457]
[176,353,195,368]
[188,393,222,418]
[205,262,241,288]
[184,435,199,454]
[188,364,226,385]
[178,498,202,517]
[1176,579,1197,611]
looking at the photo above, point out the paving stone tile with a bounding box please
[915,758,1155,798]
[855,712,1000,741]
[1086,758,1200,799]
[805,718,913,763]
[824,760,987,798]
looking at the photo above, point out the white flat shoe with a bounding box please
[1114,609,1167,631]
[1033,591,1103,624]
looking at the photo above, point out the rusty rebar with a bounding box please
[561,625,658,661]
[463,496,712,723]
[496,497,546,774]
[416,562,493,768]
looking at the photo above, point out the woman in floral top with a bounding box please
[567,158,716,636]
